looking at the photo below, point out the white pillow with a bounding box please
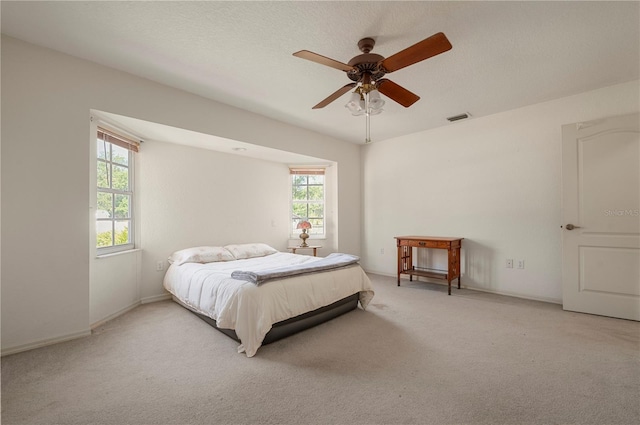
[168,246,234,265]
[224,243,278,260]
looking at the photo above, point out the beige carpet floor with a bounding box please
[2,274,639,425]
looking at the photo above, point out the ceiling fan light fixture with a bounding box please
[345,92,365,115]
[368,90,385,110]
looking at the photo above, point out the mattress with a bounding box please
[163,252,374,357]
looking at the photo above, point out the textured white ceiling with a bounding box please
[2,1,639,144]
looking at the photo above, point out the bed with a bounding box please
[163,243,375,357]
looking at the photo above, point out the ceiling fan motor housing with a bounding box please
[347,53,386,82]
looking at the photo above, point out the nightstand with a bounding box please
[287,245,321,256]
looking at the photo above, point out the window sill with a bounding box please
[96,248,141,259]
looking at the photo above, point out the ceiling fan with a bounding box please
[293,33,452,109]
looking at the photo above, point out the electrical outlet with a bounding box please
[506,259,513,268]
[156,261,165,272]
[517,260,525,269]
[380,248,384,254]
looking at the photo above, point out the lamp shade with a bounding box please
[296,220,312,230]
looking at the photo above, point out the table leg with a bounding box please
[447,247,453,295]
[456,247,461,289]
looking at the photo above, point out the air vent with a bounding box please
[447,113,471,122]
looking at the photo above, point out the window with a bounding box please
[96,127,138,254]
[291,168,325,237]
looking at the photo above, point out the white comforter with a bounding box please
[163,252,374,357]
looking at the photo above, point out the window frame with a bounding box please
[95,126,137,255]
[290,169,326,239]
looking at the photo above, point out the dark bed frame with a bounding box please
[177,293,359,345]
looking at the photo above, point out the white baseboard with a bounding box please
[90,300,141,330]
[141,293,171,304]
[1,329,92,357]
[363,270,562,305]
[91,293,171,329]
[3,293,173,357]
[464,285,562,305]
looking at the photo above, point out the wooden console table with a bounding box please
[395,236,463,295]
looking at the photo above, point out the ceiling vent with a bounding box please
[447,113,471,122]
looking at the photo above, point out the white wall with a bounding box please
[90,250,142,326]
[361,80,639,303]
[1,36,361,354]
[139,140,297,300]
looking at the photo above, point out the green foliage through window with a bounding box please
[291,172,324,235]
[96,134,133,251]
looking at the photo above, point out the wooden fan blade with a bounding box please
[293,50,354,72]
[380,32,452,73]
[313,83,357,109]
[376,79,420,107]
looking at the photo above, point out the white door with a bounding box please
[561,113,639,321]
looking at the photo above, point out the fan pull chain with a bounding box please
[365,92,371,144]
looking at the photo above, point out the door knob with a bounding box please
[565,224,581,230]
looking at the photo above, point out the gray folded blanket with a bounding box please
[231,253,360,285]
